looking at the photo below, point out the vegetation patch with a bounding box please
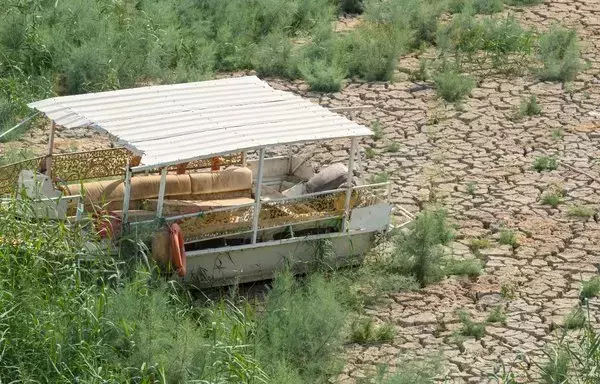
[580,276,600,301]
[487,306,507,324]
[538,26,582,82]
[349,317,396,344]
[563,308,586,330]
[533,156,558,172]
[498,229,518,248]
[456,310,486,339]
[567,204,596,218]
[540,190,563,208]
[434,70,475,102]
[445,258,484,277]
[517,95,542,118]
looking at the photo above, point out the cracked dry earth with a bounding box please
[3,1,600,382]
[269,1,600,382]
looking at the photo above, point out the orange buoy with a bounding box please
[169,223,187,277]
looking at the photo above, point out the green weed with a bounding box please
[457,310,486,339]
[386,142,401,153]
[434,70,475,102]
[365,147,376,159]
[446,258,484,277]
[466,181,477,195]
[487,306,507,324]
[567,204,596,218]
[498,229,518,248]
[541,348,571,384]
[541,190,562,207]
[349,317,396,344]
[519,95,542,117]
[532,156,558,172]
[580,277,600,301]
[563,308,586,330]
[538,25,582,82]
[371,119,384,140]
[370,172,390,184]
[470,237,491,252]
[473,0,503,14]
[552,128,564,140]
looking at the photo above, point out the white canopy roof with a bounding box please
[28,76,371,169]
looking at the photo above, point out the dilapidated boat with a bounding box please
[1,76,412,286]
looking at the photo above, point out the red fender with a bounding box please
[169,223,187,277]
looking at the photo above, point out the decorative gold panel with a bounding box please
[178,205,254,241]
[259,191,347,229]
[166,153,244,173]
[0,157,45,195]
[51,148,134,182]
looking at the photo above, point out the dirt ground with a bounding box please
[3,0,600,382]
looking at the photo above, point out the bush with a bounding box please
[340,0,364,14]
[541,348,571,384]
[457,310,486,339]
[391,208,454,286]
[254,33,298,78]
[446,258,483,277]
[519,95,542,117]
[349,317,396,343]
[434,70,475,102]
[532,156,558,172]
[538,26,582,82]
[257,271,348,381]
[300,59,346,92]
[487,306,507,324]
[370,172,390,183]
[580,277,600,300]
[563,308,586,330]
[473,0,503,14]
[567,204,596,218]
[498,229,518,248]
[340,23,405,81]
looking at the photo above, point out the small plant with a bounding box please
[567,204,596,218]
[370,172,390,184]
[411,58,430,81]
[470,237,491,252]
[365,147,376,159]
[371,119,384,141]
[434,70,475,102]
[563,308,586,330]
[519,95,542,117]
[466,181,477,195]
[541,190,562,208]
[349,317,395,344]
[499,229,518,248]
[580,276,600,301]
[473,0,503,14]
[300,59,346,92]
[386,141,401,153]
[538,26,582,82]
[551,128,564,140]
[487,306,507,324]
[532,156,558,172]
[500,281,518,299]
[540,348,571,384]
[457,310,486,339]
[446,258,483,277]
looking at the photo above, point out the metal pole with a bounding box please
[342,138,357,232]
[156,167,168,218]
[45,121,56,176]
[241,151,247,167]
[122,161,132,223]
[251,148,265,244]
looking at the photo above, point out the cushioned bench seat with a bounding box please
[144,197,255,216]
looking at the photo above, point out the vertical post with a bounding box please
[122,161,132,223]
[342,138,357,232]
[156,167,168,218]
[241,151,247,167]
[45,121,56,176]
[251,148,265,244]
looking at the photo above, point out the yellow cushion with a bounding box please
[190,167,252,196]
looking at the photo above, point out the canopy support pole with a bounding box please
[251,148,265,244]
[156,167,168,218]
[342,138,357,232]
[241,151,247,167]
[45,121,56,176]
[122,161,132,223]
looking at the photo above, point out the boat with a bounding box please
[0,76,413,287]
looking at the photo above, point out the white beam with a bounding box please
[342,138,357,232]
[155,167,168,218]
[251,148,266,244]
[121,162,132,223]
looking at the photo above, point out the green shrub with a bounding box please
[580,277,600,300]
[469,237,491,252]
[538,26,582,82]
[504,0,542,4]
[340,23,405,81]
[434,70,475,102]
[541,190,562,207]
[386,142,401,152]
[391,208,454,286]
[457,310,486,339]
[552,128,564,140]
[567,204,596,218]
[300,59,346,92]
[563,308,586,330]
[370,359,441,384]
[257,271,348,381]
[371,119,384,140]
[370,172,390,184]
[254,33,298,78]
[532,156,558,172]
[541,348,571,384]
[487,306,507,324]
[466,181,477,195]
[411,58,430,81]
[446,258,483,277]
[365,147,376,159]
[349,317,396,343]
[473,0,503,14]
[519,95,542,117]
[498,229,518,248]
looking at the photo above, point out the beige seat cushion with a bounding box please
[189,167,252,197]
